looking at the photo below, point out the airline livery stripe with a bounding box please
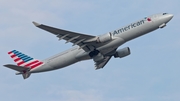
[19,53,24,56]
[12,50,17,53]
[31,62,43,69]
[11,54,16,58]
[11,50,18,53]
[21,56,30,60]
[17,53,24,56]
[13,51,19,54]
[20,56,29,60]
[23,58,33,62]
[17,61,25,66]
[14,58,21,62]
[15,53,22,56]
[8,52,12,54]
[13,57,19,60]
[18,55,26,58]
[24,60,39,67]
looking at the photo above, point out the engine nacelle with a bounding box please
[114,47,131,58]
[97,33,112,43]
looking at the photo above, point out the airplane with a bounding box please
[4,13,173,79]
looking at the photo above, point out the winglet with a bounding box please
[32,21,41,26]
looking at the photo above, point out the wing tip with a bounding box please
[32,21,41,26]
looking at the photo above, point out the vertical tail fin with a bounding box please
[8,50,43,69]
[6,50,44,79]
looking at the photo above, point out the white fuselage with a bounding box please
[30,13,173,73]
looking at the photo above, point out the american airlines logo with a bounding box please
[111,20,145,35]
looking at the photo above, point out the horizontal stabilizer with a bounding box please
[4,64,31,79]
[4,64,29,72]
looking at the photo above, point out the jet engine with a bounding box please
[97,33,112,43]
[114,47,131,58]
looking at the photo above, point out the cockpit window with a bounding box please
[163,13,167,15]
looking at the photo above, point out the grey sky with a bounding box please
[0,0,180,101]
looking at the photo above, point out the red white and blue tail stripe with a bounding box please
[8,50,43,69]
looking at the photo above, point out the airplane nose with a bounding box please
[165,14,174,22]
[168,14,174,19]
[158,13,173,28]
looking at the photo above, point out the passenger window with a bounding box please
[163,13,167,15]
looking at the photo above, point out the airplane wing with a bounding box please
[94,56,112,70]
[33,22,98,51]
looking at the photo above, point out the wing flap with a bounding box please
[95,56,112,70]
